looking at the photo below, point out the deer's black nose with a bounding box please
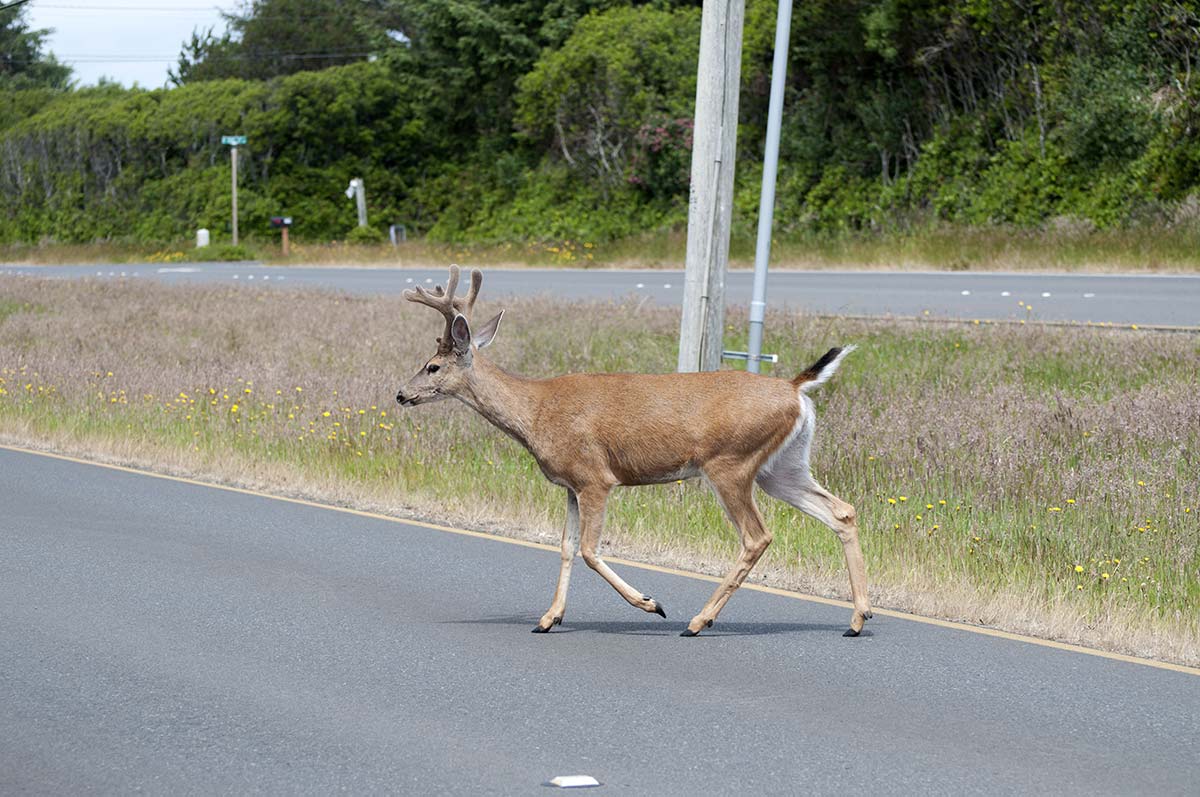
[396,391,405,404]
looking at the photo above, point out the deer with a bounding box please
[396,265,871,637]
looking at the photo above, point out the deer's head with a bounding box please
[397,265,503,407]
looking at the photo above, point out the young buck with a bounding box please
[396,266,871,637]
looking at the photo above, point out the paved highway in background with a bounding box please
[2,263,1198,326]
[2,446,1198,794]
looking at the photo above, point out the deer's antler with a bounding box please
[403,265,483,353]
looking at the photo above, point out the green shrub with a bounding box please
[344,225,386,244]
[194,243,256,261]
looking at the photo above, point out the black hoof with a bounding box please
[705,619,713,628]
[843,628,861,637]
[532,616,562,633]
[653,602,667,619]
[680,628,700,637]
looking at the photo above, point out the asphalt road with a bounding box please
[2,446,1198,794]
[3,263,1198,326]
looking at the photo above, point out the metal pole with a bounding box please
[355,179,368,228]
[678,0,745,373]
[231,146,239,246]
[746,0,792,374]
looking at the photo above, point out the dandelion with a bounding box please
[925,503,933,510]
[1137,480,1146,487]
[1101,572,1110,580]
[1074,565,1084,573]
[899,496,908,502]
[1076,585,1083,591]
[230,404,239,413]
[938,500,946,506]
[1066,498,1076,505]
[1049,506,1062,512]
[887,498,897,505]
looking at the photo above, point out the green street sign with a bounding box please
[221,135,247,146]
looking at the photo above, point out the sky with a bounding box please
[25,1,242,88]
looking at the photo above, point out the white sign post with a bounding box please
[222,136,247,245]
[345,178,368,228]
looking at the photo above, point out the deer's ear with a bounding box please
[472,310,504,349]
[450,314,472,354]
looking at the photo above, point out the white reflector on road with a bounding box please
[548,775,601,788]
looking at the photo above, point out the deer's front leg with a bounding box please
[577,486,667,621]
[532,489,581,633]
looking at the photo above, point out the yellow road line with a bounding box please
[3,442,1197,678]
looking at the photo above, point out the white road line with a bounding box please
[961,290,971,295]
[1001,291,1011,296]
[405,277,413,283]
[233,275,239,279]
[663,283,672,289]
[1041,292,1051,297]
[1083,293,1095,298]
[636,283,645,289]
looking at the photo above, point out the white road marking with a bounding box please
[1041,292,1051,297]
[405,277,413,283]
[262,275,270,280]
[961,290,971,295]
[1083,293,1095,298]
[1001,291,1011,296]
[156,267,200,273]
[248,275,255,280]
[120,272,126,277]
[233,275,239,279]
[636,283,645,289]
[663,283,672,289]
[424,278,433,283]
[549,775,601,788]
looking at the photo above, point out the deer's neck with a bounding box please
[456,356,541,450]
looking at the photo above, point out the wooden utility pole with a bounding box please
[677,0,745,373]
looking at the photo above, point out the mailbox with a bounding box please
[270,216,292,229]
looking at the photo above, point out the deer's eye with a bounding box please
[426,364,440,374]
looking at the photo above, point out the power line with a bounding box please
[5,49,384,64]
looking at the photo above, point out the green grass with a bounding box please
[0,276,1197,663]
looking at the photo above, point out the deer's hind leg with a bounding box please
[576,486,667,621]
[533,489,581,633]
[683,461,773,636]
[756,429,872,636]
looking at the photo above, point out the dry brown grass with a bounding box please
[1,276,1197,664]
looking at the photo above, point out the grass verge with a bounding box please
[4,222,1200,272]
[1,276,1197,664]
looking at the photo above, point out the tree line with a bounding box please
[2,0,1198,246]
